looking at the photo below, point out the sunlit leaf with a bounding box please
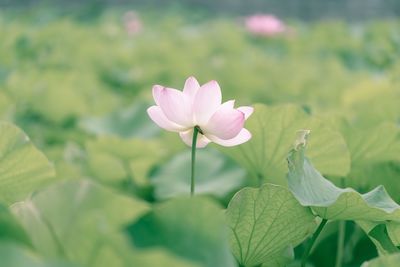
[0,122,55,204]
[361,253,400,267]
[387,221,400,246]
[219,104,350,185]
[0,91,13,119]
[343,122,400,166]
[342,80,400,126]
[226,183,316,266]
[261,247,295,267]
[343,123,400,201]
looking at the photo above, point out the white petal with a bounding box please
[207,128,252,147]
[237,106,254,120]
[203,107,245,140]
[158,87,193,126]
[193,80,222,125]
[222,100,235,109]
[152,85,164,106]
[179,129,211,148]
[147,106,187,132]
[183,76,200,103]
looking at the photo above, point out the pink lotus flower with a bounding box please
[147,77,253,148]
[245,14,286,36]
[123,11,142,35]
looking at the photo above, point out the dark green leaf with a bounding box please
[126,197,236,267]
[0,205,31,246]
[357,221,399,255]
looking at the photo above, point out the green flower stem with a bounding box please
[301,218,328,267]
[335,178,346,267]
[335,220,346,267]
[190,126,200,196]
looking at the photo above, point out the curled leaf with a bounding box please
[287,131,400,221]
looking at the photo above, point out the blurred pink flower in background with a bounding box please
[123,11,142,35]
[245,14,287,37]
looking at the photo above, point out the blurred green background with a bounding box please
[0,1,400,266]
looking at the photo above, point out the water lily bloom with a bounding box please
[245,14,286,36]
[147,77,253,148]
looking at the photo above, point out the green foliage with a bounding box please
[0,242,80,267]
[226,183,316,266]
[0,122,55,204]
[387,221,400,246]
[0,7,399,267]
[85,136,164,187]
[0,205,31,246]
[261,247,295,267]
[126,197,236,267]
[287,131,400,221]
[343,122,400,166]
[220,104,350,186]
[151,149,245,199]
[361,253,400,267]
[356,221,399,255]
[342,123,400,201]
[79,101,160,138]
[11,180,149,266]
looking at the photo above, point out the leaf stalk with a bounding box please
[301,218,328,267]
[335,220,346,267]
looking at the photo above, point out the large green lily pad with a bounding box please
[287,130,400,221]
[226,183,316,267]
[219,104,350,186]
[0,122,55,204]
[343,122,400,167]
[11,179,149,267]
